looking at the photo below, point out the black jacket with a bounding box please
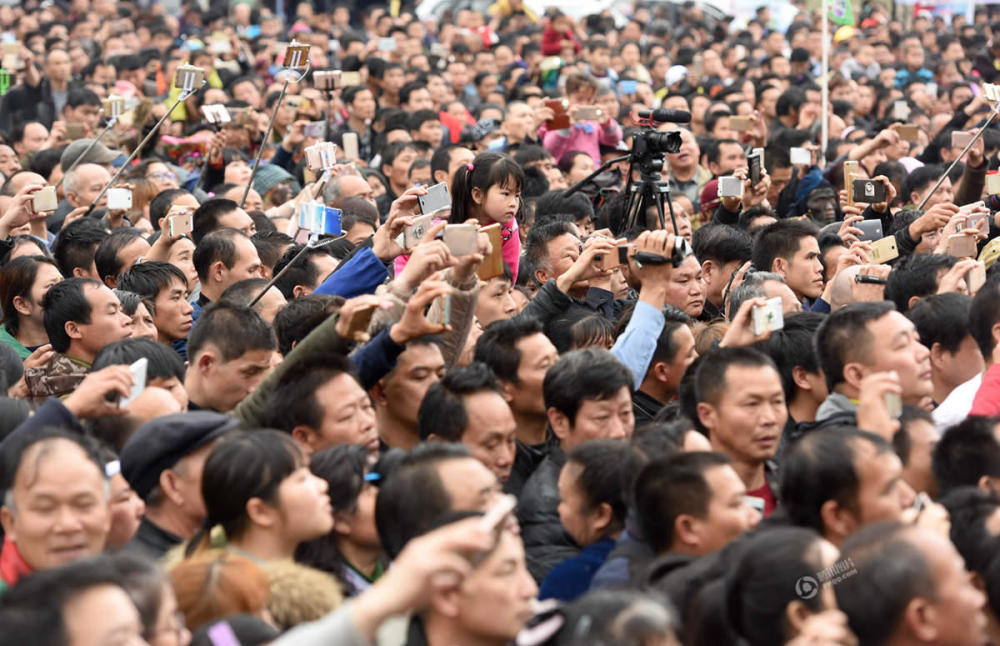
[516,445,579,583]
[505,434,554,498]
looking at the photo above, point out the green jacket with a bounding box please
[0,324,30,361]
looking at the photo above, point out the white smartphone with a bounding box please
[442,224,479,255]
[717,175,743,198]
[752,296,784,335]
[790,147,811,165]
[107,187,133,210]
[342,132,360,161]
[168,212,193,237]
[32,186,58,213]
[119,357,148,408]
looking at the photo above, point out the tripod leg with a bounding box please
[664,190,678,235]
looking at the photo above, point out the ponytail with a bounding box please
[448,151,525,224]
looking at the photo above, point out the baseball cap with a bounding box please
[60,139,123,171]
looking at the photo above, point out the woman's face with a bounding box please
[146,162,179,192]
[338,483,380,549]
[150,582,191,646]
[22,262,63,325]
[366,174,386,198]
[566,153,595,185]
[276,466,334,544]
[166,238,199,291]
[224,159,252,185]
[106,473,145,549]
[130,302,159,341]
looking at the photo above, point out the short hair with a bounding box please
[567,440,638,532]
[543,348,633,424]
[751,311,825,399]
[193,228,249,283]
[94,229,146,285]
[262,353,358,434]
[633,451,732,553]
[417,362,503,441]
[835,522,937,646]
[815,301,896,391]
[116,261,187,301]
[940,486,1000,575]
[340,198,378,234]
[970,278,1000,358]
[93,338,185,382]
[380,141,419,173]
[407,109,439,131]
[473,316,545,383]
[524,221,576,283]
[51,217,108,277]
[780,427,892,534]
[272,294,342,356]
[901,164,942,203]
[187,301,276,362]
[0,255,59,336]
[65,87,101,109]
[219,278,269,308]
[250,230,293,273]
[374,442,474,558]
[534,190,595,226]
[694,347,778,407]
[884,253,956,313]
[775,88,806,117]
[399,81,427,106]
[42,277,103,354]
[192,198,240,244]
[691,225,752,266]
[750,219,819,273]
[512,144,552,167]
[932,416,1000,496]
[148,189,191,232]
[905,292,973,355]
[727,271,785,319]
[1,428,107,499]
[272,244,335,299]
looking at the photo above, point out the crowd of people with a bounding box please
[7,0,1000,644]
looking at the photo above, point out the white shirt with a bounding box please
[932,372,983,435]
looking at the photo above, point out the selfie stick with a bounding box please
[248,234,337,307]
[917,103,1000,210]
[239,63,312,210]
[56,115,119,189]
[84,83,207,217]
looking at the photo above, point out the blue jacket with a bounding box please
[314,247,388,299]
[539,538,617,602]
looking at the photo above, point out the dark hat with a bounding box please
[120,411,239,501]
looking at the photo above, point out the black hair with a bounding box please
[272,294,342,356]
[272,244,335,299]
[188,430,303,555]
[691,225,752,266]
[193,228,250,283]
[633,451,732,553]
[417,362,503,442]
[751,311,825,400]
[694,347,778,407]
[0,255,60,336]
[534,189,595,227]
[775,88,806,117]
[932,416,1000,496]
[93,337,185,382]
[884,253,957,313]
[192,198,240,244]
[41,277,103,354]
[780,427,893,534]
[905,292,973,355]
[251,230,293,273]
[940,486,1000,575]
[565,440,638,538]
[116,260,187,301]
[110,552,168,640]
[219,278,270,308]
[901,164,942,204]
[473,316,545,383]
[524,220,576,285]
[750,219,819,273]
[815,301,896,391]
[543,348,633,424]
[970,278,1000,358]
[148,188,191,232]
[51,217,108,278]
[449,151,524,225]
[0,427,107,496]
[429,144,464,180]
[262,352,358,436]
[94,229,146,286]
[187,301,276,362]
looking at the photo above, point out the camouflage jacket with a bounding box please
[24,353,89,401]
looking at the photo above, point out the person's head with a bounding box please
[634,451,759,557]
[263,352,378,457]
[343,85,377,121]
[272,244,338,299]
[371,337,446,442]
[544,348,634,451]
[906,292,983,397]
[475,264,516,327]
[193,228,263,301]
[0,255,62,337]
[169,551,270,633]
[418,362,517,484]
[192,198,255,244]
[431,144,477,187]
[781,427,916,545]
[664,253,707,318]
[52,218,108,280]
[902,164,953,207]
[111,552,190,646]
[695,348,786,467]
[64,163,112,209]
[691,225,752,307]
[752,311,828,412]
[379,141,419,193]
[524,220,580,289]
[92,337,188,409]
[816,301,932,403]
[886,253,959,313]
[42,277,132,362]
[474,316,558,419]
[638,306,696,400]
[895,405,939,498]
[219,278,287,325]
[93,229,150,289]
[0,555,146,646]
[185,301,276,412]
[375,443,500,558]
[751,219,823,300]
[932,416,1000,497]
[558,440,636,548]
[1,431,110,573]
[191,430,332,558]
[323,173,377,210]
[836,523,987,646]
[502,101,536,145]
[148,189,199,233]
[968,278,1000,365]
[62,88,102,133]
[450,151,524,226]
[558,150,596,186]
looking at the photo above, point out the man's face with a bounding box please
[559,386,634,452]
[200,347,274,412]
[504,104,535,142]
[446,62,470,92]
[665,255,706,318]
[64,102,101,132]
[461,390,517,484]
[779,236,824,300]
[937,334,984,393]
[666,129,699,171]
[900,418,938,498]
[445,147,476,186]
[700,364,787,465]
[382,343,446,426]
[416,120,443,148]
[350,89,377,121]
[153,277,194,342]
[75,284,132,357]
[542,233,582,283]
[405,88,433,112]
[233,81,262,109]
[383,68,405,94]
[914,529,989,646]
[69,165,112,209]
[386,148,418,191]
[309,373,379,455]
[663,325,698,394]
[63,584,146,646]
[438,456,502,512]
[694,464,760,555]
[115,238,151,278]
[916,178,953,209]
[18,123,49,157]
[863,312,932,403]
[0,144,20,177]
[1,440,110,572]
[851,442,915,528]
[476,277,516,327]
[767,166,792,205]
[45,49,72,82]
[712,142,747,176]
[217,207,256,237]
[508,333,558,416]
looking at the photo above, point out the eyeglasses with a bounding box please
[149,172,177,181]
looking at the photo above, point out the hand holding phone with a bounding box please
[119,357,148,408]
[31,186,58,213]
[752,296,784,335]
[442,224,479,256]
[419,182,451,216]
[107,187,133,211]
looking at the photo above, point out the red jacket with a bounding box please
[969,364,1000,417]
[541,23,580,57]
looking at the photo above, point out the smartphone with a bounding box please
[545,98,570,130]
[102,97,125,119]
[378,37,397,52]
[168,212,193,238]
[618,80,638,94]
[477,222,504,280]
[853,178,887,204]
[573,106,602,121]
[340,71,361,87]
[965,210,988,231]
[418,182,451,216]
[403,214,434,249]
[595,238,628,270]
[897,124,919,141]
[174,64,205,91]
[119,357,148,408]
[209,36,231,54]
[790,147,811,165]
[844,160,860,204]
[987,172,1000,195]
[65,122,85,140]
[283,42,311,68]
[855,219,884,242]
[948,233,978,258]
[313,70,335,90]
[747,153,762,186]
[730,116,753,132]
[970,262,987,293]
[869,236,899,264]
[717,175,744,198]
[752,296,784,335]
[952,130,975,149]
[344,303,376,341]
[302,121,326,139]
[892,100,910,120]
[884,391,902,419]
[107,187,133,210]
[442,223,479,256]
[342,132,360,161]
[202,104,231,125]
[31,186,58,213]
[439,292,452,326]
